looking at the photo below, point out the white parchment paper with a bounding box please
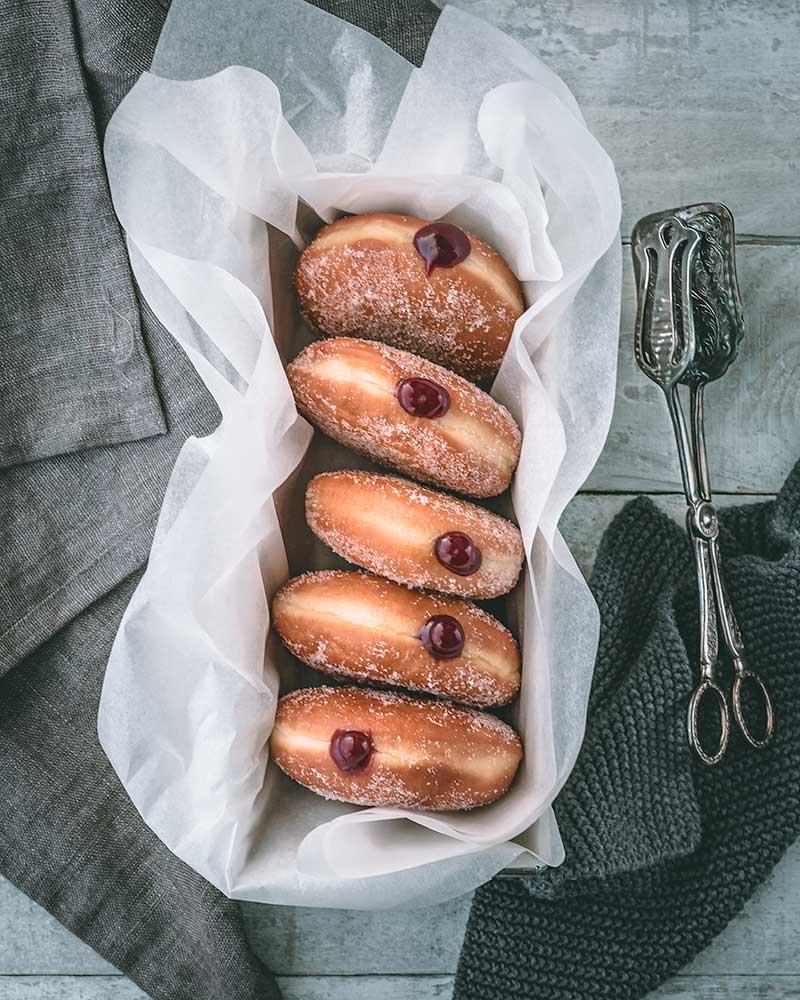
[99,0,622,908]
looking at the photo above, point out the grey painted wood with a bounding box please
[3,815,796,981]
[241,894,471,976]
[651,978,800,1000]
[586,244,800,494]
[2,977,800,1000]
[561,493,771,578]
[0,880,113,976]
[446,0,800,239]
[243,837,800,978]
[276,978,454,1000]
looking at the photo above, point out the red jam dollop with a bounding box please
[419,615,465,659]
[396,377,450,418]
[435,532,483,576]
[329,729,374,773]
[413,222,472,275]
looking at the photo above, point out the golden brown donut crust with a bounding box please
[272,570,520,707]
[294,213,525,380]
[306,471,524,599]
[286,338,521,498]
[270,686,523,811]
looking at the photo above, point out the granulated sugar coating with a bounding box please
[294,213,525,380]
[305,471,524,599]
[271,569,521,707]
[286,338,521,498]
[277,225,529,814]
[270,686,523,811]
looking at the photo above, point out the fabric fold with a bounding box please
[0,0,224,679]
[0,0,166,469]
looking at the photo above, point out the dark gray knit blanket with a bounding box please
[455,463,800,999]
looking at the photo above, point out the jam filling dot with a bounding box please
[396,377,450,418]
[329,729,374,773]
[413,222,472,275]
[434,532,483,576]
[419,615,465,659]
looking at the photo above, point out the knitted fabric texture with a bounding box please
[455,462,800,999]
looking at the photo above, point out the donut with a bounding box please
[294,212,525,380]
[270,686,523,811]
[306,471,524,599]
[286,338,521,498]
[272,570,520,707]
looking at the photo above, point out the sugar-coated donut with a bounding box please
[286,338,521,498]
[294,213,525,380]
[272,570,520,707]
[270,686,523,811]
[306,471,524,599]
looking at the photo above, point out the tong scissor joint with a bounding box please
[687,501,719,541]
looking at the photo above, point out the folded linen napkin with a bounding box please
[455,464,800,999]
[0,0,166,469]
[0,2,437,1000]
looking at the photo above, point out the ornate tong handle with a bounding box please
[632,203,775,765]
[705,533,775,750]
[685,492,774,761]
[632,215,701,392]
[686,528,729,766]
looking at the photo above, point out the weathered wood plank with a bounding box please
[560,493,771,578]
[277,978,455,1000]
[243,838,800,978]
[241,894,471,976]
[0,880,113,976]
[586,245,800,494]
[1,976,800,1000]
[449,0,800,238]
[652,977,800,999]
[0,977,445,1000]
[0,978,142,1000]
[8,836,796,980]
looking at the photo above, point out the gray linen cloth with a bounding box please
[0,0,166,469]
[0,3,437,999]
[0,0,221,674]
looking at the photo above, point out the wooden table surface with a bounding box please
[3,1,799,997]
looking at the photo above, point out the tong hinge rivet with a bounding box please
[688,501,719,540]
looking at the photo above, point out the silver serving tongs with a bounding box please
[632,203,775,765]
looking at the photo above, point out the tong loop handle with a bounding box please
[732,670,775,750]
[687,679,730,766]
